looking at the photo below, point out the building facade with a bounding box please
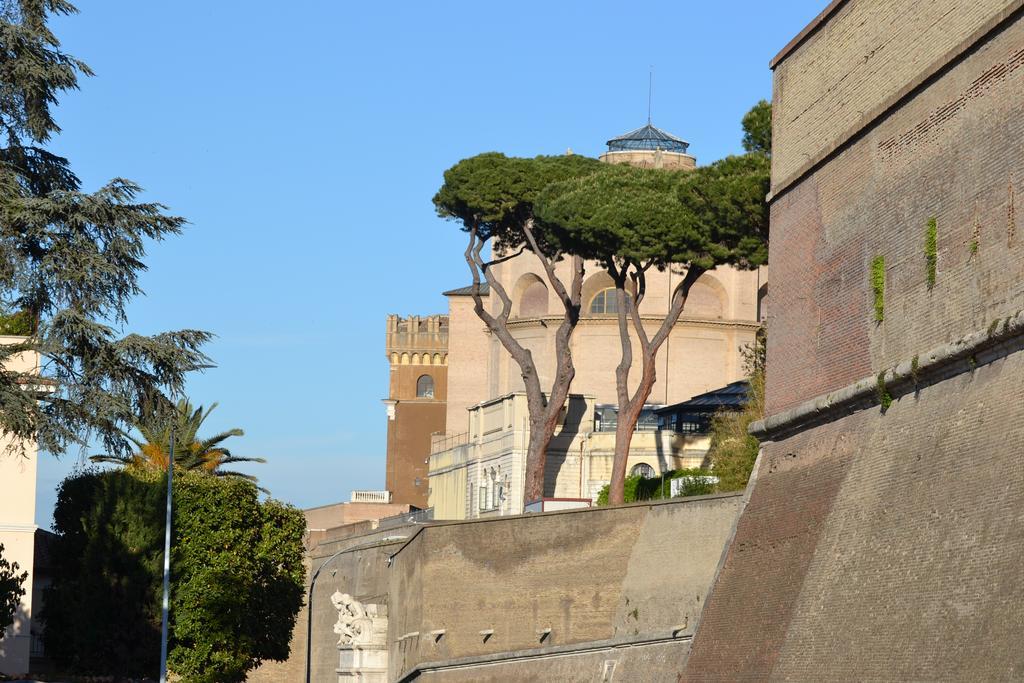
[383,314,448,508]
[0,338,39,676]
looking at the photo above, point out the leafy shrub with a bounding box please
[707,334,765,492]
[595,468,715,505]
[0,543,27,638]
[44,469,305,682]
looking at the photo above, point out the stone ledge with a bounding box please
[393,632,691,683]
[750,309,1024,441]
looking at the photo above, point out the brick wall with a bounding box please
[684,2,1024,680]
[766,5,1024,414]
[771,0,1019,191]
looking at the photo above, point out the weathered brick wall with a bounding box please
[771,0,1020,192]
[766,5,1024,414]
[389,495,741,681]
[684,2,1024,681]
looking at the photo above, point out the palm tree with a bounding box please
[90,398,265,484]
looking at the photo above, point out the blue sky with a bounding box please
[36,1,825,526]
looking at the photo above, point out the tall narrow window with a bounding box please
[416,374,434,398]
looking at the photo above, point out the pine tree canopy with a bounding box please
[741,99,771,156]
[433,152,603,255]
[535,153,769,273]
[0,0,211,457]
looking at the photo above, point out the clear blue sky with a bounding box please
[36,1,825,526]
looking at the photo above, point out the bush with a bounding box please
[43,469,305,682]
[595,468,716,505]
[707,335,765,492]
[0,543,27,638]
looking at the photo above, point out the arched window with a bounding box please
[416,374,435,398]
[589,288,627,315]
[630,463,656,479]
[519,280,549,317]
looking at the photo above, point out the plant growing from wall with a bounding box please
[0,1,211,458]
[0,543,27,639]
[536,104,770,505]
[43,469,305,682]
[1008,178,1016,247]
[876,371,892,411]
[707,335,766,492]
[925,218,937,289]
[434,153,603,503]
[871,256,886,322]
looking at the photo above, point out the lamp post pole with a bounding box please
[304,548,351,683]
[158,429,175,683]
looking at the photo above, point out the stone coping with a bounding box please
[394,632,691,683]
[388,492,744,561]
[750,309,1024,442]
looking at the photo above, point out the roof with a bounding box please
[34,528,57,572]
[442,282,490,297]
[606,123,690,154]
[655,380,751,415]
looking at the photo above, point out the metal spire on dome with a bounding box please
[606,68,690,154]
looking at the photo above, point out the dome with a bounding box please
[606,123,689,154]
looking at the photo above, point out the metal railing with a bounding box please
[431,431,469,454]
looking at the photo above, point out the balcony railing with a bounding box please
[350,490,391,504]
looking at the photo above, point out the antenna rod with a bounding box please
[648,67,653,124]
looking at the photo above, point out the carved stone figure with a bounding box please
[331,591,368,645]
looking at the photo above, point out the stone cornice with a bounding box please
[750,309,1024,441]
[505,315,761,332]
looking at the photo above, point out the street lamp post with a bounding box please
[304,548,351,683]
[158,430,175,683]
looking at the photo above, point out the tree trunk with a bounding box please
[463,225,583,508]
[606,264,704,505]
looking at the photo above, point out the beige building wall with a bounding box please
[599,148,696,170]
[478,253,762,409]
[0,337,39,676]
[443,294,490,432]
[429,392,714,520]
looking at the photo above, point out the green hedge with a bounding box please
[43,469,305,682]
[595,468,715,506]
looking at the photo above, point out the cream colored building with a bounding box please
[0,337,40,676]
[428,123,765,519]
[429,392,711,520]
